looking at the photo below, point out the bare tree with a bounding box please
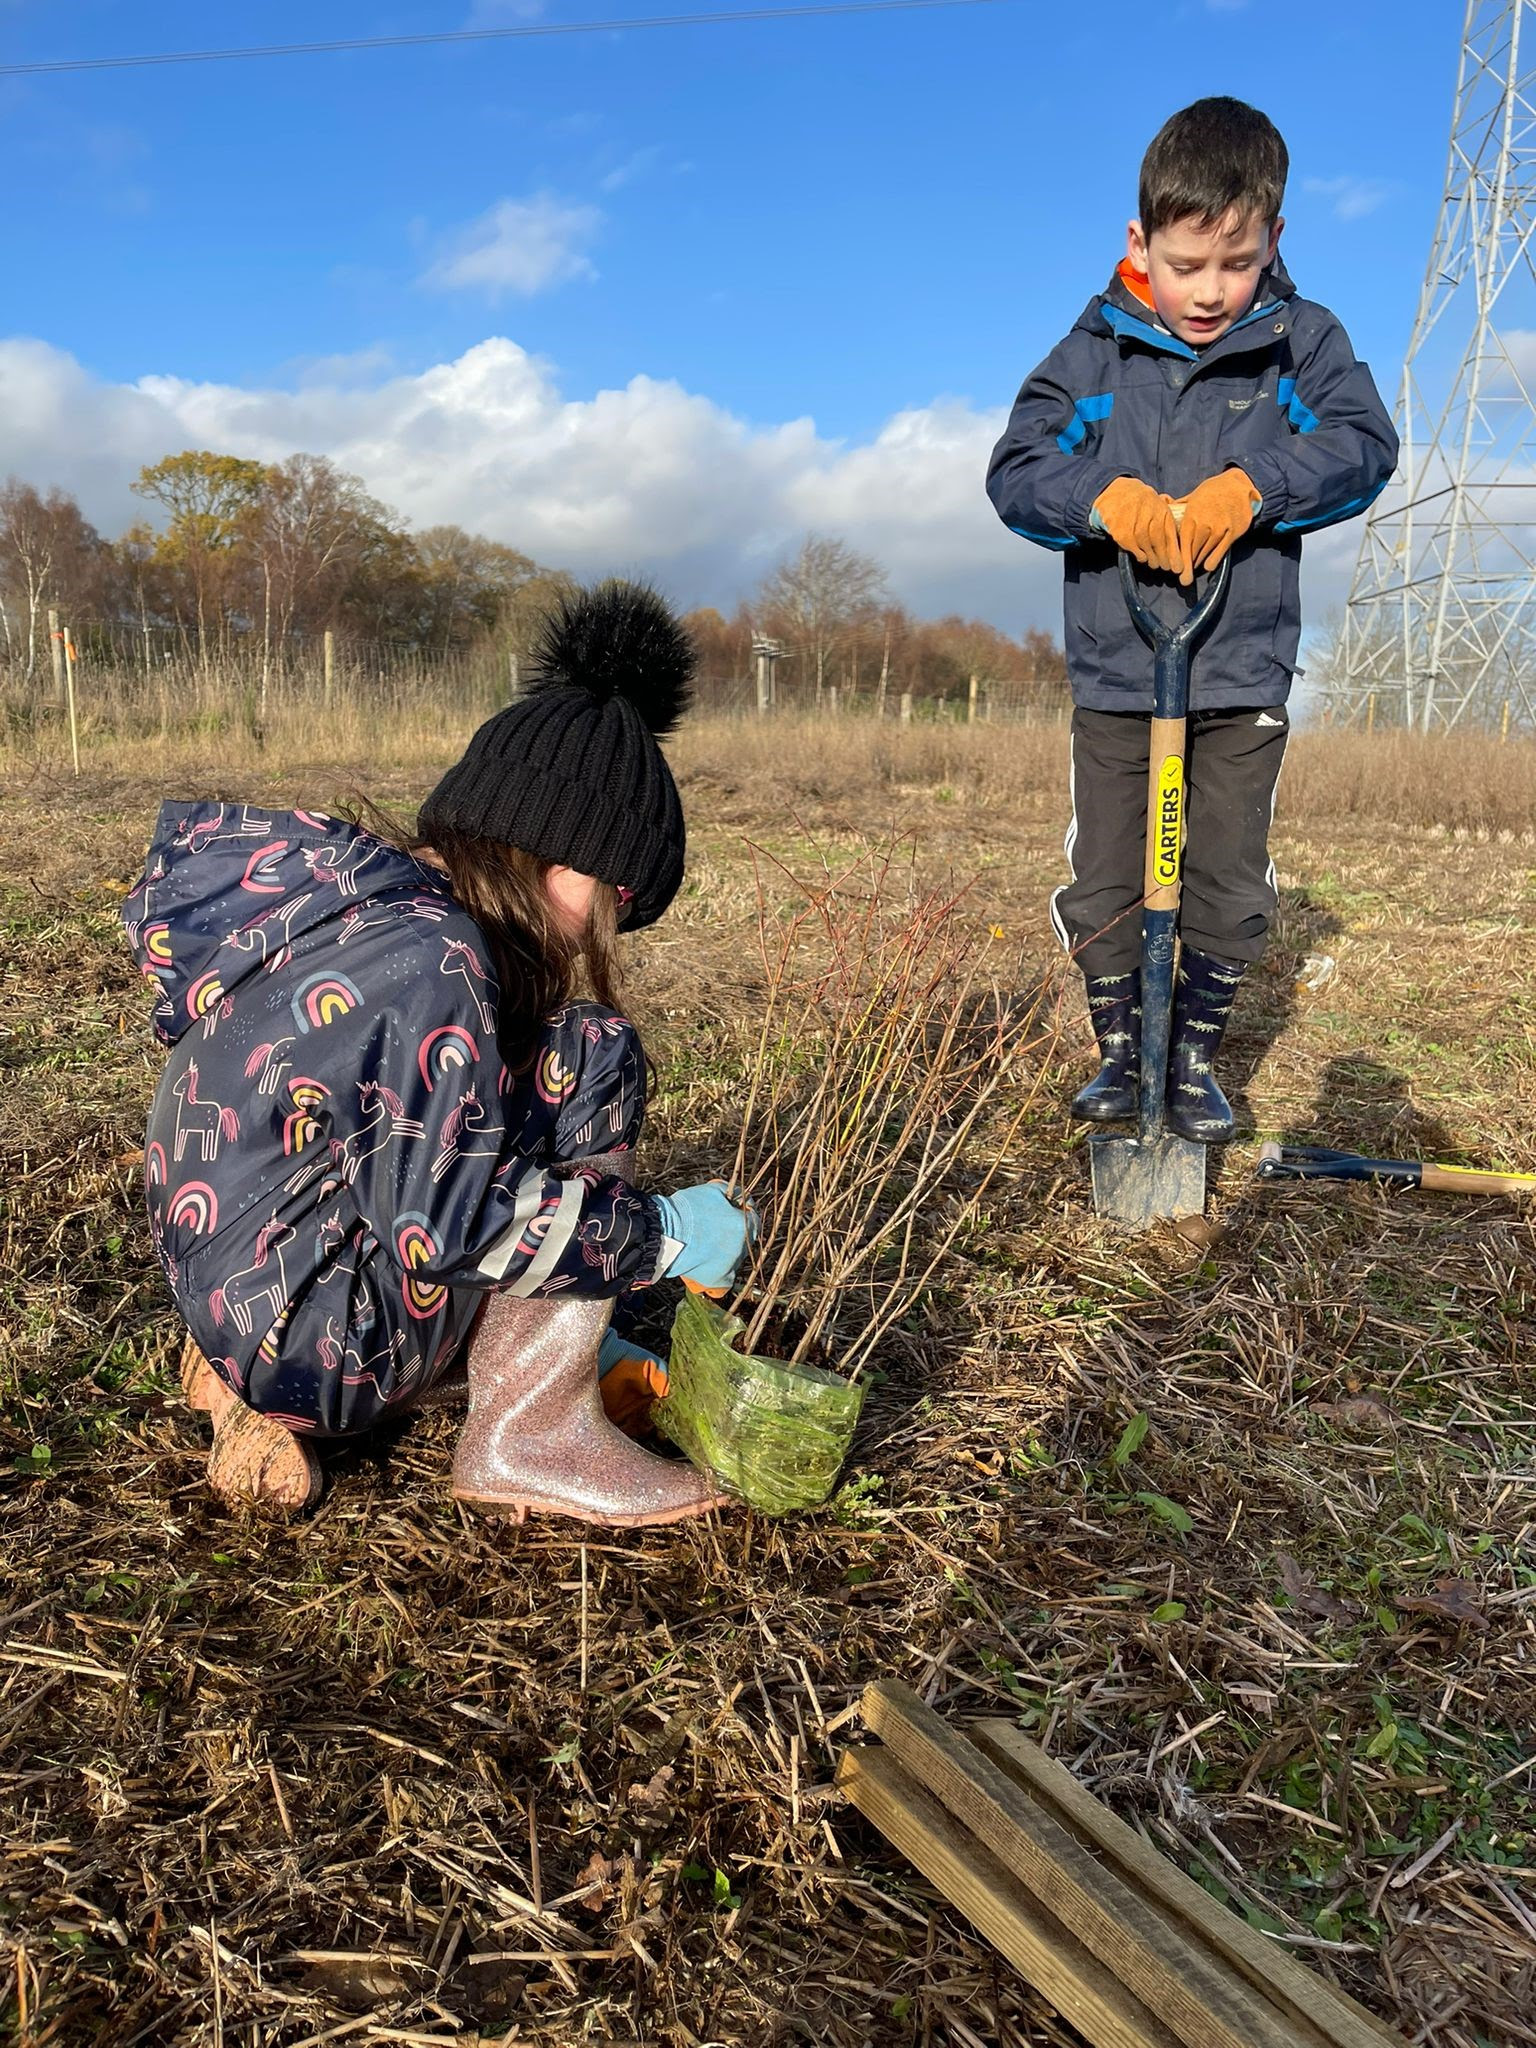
[757,534,887,706]
[412,525,547,652]
[253,454,393,655]
[0,481,103,677]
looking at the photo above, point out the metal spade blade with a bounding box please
[1090,1127,1208,1225]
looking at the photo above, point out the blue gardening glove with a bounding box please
[653,1183,758,1293]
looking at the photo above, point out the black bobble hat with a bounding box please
[418,580,693,929]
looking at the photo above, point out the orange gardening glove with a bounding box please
[598,1343,670,1438]
[1173,467,1259,584]
[1091,477,1183,575]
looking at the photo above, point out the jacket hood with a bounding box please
[123,801,449,1046]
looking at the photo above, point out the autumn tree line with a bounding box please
[0,451,1067,714]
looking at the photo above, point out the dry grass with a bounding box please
[2,720,1535,2047]
[10,686,1536,836]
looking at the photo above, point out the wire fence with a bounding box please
[0,621,1074,763]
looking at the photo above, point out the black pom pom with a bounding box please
[528,580,694,737]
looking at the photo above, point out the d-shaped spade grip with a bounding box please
[1117,550,1232,719]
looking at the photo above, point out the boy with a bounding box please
[987,97,1396,1140]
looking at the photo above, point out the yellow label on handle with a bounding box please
[1153,756,1183,889]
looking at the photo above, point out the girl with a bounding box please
[122,582,752,1526]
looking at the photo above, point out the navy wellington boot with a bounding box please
[1165,948,1244,1143]
[1071,971,1141,1123]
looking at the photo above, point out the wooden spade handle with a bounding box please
[1420,1163,1536,1196]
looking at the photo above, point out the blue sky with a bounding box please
[0,1,1471,629]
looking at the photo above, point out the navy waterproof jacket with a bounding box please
[122,802,662,1433]
[986,256,1398,712]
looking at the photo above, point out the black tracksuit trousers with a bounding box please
[1052,705,1289,979]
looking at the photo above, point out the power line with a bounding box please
[0,0,1015,80]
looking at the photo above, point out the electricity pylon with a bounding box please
[1339,0,1536,731]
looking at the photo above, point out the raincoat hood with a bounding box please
[122,802,447,1046]
[1096,248,1298,338]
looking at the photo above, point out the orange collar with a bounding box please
[1116,258,1158,313]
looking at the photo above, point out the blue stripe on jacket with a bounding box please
[1276,376,1320,434]
[1100,304,1198,361]
[1056,392,1115,454]
[1275,479,1387,534]
[1007,521,1073,551]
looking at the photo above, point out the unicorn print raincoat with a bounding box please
[123,802,662,1434]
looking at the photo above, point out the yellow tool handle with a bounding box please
[683,1276,730,1300]
[1420,1163,1536,1196]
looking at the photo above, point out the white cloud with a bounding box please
[0,333,1365,635]
[1303,175,1395,223]
[421,193,602,298]
[599,146,665,194]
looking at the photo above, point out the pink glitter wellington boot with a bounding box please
[451,1293,731,1528]
[406,1154,637,1419]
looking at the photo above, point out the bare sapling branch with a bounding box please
[722,833,1065,1371]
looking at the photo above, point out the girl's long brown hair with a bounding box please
[348,800,625,1067]
[417,826,624,1068]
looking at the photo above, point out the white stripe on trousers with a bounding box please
[1049,727,1078,955]
[1261,712,1288,910]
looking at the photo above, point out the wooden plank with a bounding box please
[863,1681,1300,2048]
[970,1721,1401,2048]
[837,1745,1180,2048]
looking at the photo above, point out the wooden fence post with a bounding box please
[968,673,979,724]
[1501,697,1511,743]
[48,606,64,705]
[323,630,335,710]
[899,692,912,725]
[1365,691,1376,735]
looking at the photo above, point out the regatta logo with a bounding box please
[1153,757,1184,888]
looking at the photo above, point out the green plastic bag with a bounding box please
[656,1290,865,1516]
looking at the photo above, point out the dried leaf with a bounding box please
[576,1849,619,1913]
[297,1955,418,2008]
[1170,1214,1227,1251]
[1399,1576,1487,1632]
[1310,1396,1399,1431]
[1276,1552,1360,1624]
[626,1764,678,1823]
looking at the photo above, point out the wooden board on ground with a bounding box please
[835,1681,1404,2048]
[969,1720,1399,2048]
[838,1746,1183,2048]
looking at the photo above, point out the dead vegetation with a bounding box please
[2,721,1534,2047]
